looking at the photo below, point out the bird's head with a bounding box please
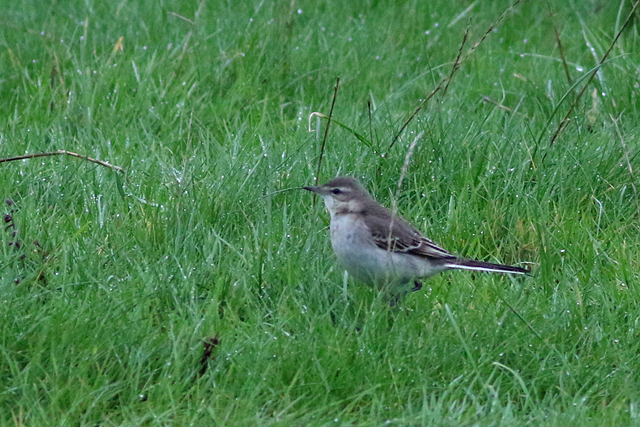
[304,177,372,216]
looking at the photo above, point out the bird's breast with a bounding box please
[329,214,362,251]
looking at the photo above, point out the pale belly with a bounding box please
[329,214,443,291]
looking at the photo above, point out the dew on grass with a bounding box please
[576,66,583,72]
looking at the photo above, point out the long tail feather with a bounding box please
[445,259,529,275]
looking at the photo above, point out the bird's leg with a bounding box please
[389,280,423,307]
[411,280,423,292]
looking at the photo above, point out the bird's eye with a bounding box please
[331,189,341,194]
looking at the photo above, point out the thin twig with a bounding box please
[315,77,340,187]
[545,0,640,156]
[396,132,424,194]
[388,0,521,151]
[0,150,125,173]
[546,0,572,84]
[482,96,514,113]
[387,86,441,152]
[494,291,546,345]
[388,132,424,250]
[463,0,521,61]
[442,24,470,99]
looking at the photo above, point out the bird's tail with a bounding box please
[445,259,529,275]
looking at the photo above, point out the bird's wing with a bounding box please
[363,211,453,260]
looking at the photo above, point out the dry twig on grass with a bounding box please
[0,150,125,173]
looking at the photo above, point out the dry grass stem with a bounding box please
[0,150,125,173]
[546,1,573,84]
[388,0,522,151]
[315,77,340,188]
[545,0,640,157]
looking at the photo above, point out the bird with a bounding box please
[304,176,529,298]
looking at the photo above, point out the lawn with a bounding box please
[1,0,640,425]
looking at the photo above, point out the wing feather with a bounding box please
[362,209,453,260]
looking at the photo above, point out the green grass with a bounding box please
[1,0,640,425]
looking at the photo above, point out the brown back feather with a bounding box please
[360,200,454,260]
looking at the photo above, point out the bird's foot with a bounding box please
[411,280,423,293]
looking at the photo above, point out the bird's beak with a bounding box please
[304,185,333,198]
[303,186,320,193]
